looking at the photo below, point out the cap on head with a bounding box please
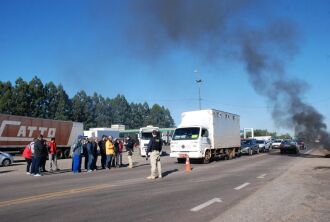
[78,135,83,140]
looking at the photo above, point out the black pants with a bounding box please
[93,154,98,169]
[84,155,88,170]
[25,158,32,173]
[101,153,106,169]
[40,156,47,171]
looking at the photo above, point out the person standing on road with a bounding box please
[72,135,83,174]
[125,136,134,168]
[146,130,162,179]
[92,138,98,170]
[98,135,107,169]
[40,138,48,173]
[22,141,33,174]
[48,137,59,172]
[105,136,115,169]
[114,138,120,167]
[86,138,95,172]
[31,135,44,176]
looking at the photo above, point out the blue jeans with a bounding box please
[31,156,41,175]
[73,154,81,173]
[106,155,113,169]
[88,154,94,171]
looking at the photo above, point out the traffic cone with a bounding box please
[185,155,192,172]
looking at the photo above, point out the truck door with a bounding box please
[201,128,211,150]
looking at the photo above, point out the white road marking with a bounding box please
[257,174,267,179]
[234,182,250,190]
[190,198,222,212]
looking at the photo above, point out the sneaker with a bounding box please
[34,174,42,177]
[147,176,156,180]
[26,172,30,175]
[87,170,92,173]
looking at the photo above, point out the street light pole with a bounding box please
[194,69,202,110]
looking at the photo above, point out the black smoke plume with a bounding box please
[124,0,330,149]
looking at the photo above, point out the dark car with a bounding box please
[241,139,259,155]
[279,140,299,154]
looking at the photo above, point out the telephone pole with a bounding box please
[194,69,202,110]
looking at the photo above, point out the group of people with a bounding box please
[22,135,59,177]
[71,135,133,173]
[23,130,163,180]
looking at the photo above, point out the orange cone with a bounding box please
[185,155,192,172]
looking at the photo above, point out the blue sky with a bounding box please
[0,0,329,134]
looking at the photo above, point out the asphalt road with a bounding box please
[0,148,307,222]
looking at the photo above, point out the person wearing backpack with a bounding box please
[23,141,34,174]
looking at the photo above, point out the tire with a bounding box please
[2,158,11,167]
[177,158,185,164]
[203,150,211,164]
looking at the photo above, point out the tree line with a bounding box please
[0,77,175,129]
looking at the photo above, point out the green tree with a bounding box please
[54,84,72,120]
[110,95,131,127]
[11,77,31,116]
[0,81,13,114]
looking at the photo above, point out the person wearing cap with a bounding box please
[72,135,83,173]
[146,130,163,179]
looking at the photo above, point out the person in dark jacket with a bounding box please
[125,136,135,168]
[98,135,107,169]
[86,138,95,172]
[146,130,162,179]
[92,138,98,170]
[31,135,44,176]
[40,138,48,172]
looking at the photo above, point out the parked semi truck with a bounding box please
[138,125,160,157]
[0,114,83,158]
[170,109,241,163]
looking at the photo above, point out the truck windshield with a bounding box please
[172,127,200,140]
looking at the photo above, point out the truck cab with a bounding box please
[170,126,211,162]
[139,126,160,157]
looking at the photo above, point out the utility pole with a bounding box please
[194,69,202,110]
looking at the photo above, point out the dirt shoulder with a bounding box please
[212,148,330,222]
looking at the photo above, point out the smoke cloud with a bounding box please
[124,0,330,149]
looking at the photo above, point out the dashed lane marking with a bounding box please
[0,183,114,208]
[257,174,267,179]
[234,182,250,190]
[190,198,223,212]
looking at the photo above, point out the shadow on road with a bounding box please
[162,169,178,178]
[0,170,15,174]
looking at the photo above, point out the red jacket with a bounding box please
[48,141,57,154]
[22,145,32,159]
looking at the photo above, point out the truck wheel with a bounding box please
[203,150,211,164]
[2,159,11,167]
[177,158,185,163]
[63,149,70,159]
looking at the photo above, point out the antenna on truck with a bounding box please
[194,69,203,110]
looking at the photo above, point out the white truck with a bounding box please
[170,109,241,163]
[84,128,120,140]
[138,125,160,157]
